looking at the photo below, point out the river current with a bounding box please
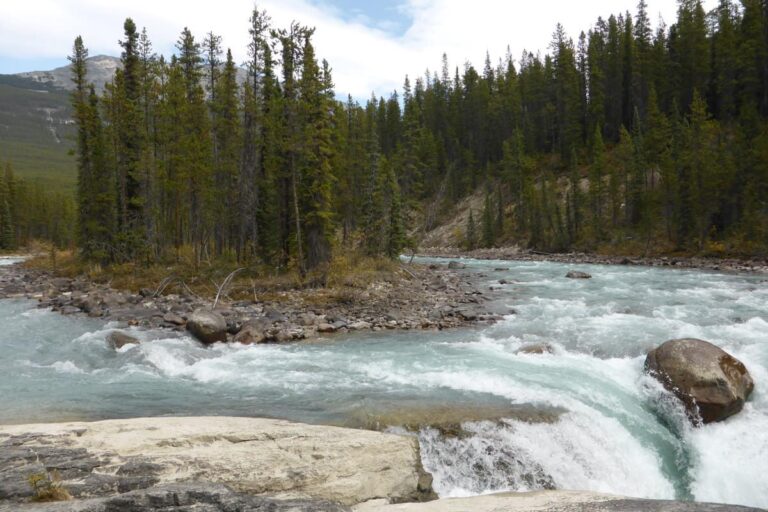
[0,257,766,507]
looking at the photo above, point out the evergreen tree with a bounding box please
[115,18,146,259]
[482,191,495,247]
[466,208,478,250]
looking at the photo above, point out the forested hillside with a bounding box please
[68,0,768,275]
[0,75,77,190]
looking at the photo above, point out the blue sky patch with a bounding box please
[311,0,412,36]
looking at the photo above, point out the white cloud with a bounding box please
[0,0,717,99]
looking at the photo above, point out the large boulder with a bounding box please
[186,309,227,345]
[645,338,754,424]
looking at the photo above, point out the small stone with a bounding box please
[163,312,186,326]
[317,323,336,333]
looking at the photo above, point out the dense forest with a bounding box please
[69,0,768,275]
[0,161,74,251]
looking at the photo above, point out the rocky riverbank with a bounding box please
[0,259,503,344]
[1,417,763,512]
[419,247,768,274]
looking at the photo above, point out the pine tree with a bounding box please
[482,191,495,247]
[115,18,147,260]
[211,49,242,255]
[384,159,406,258]
[466,208,478,250]
[299,35,334,271]
[588,126,607,242]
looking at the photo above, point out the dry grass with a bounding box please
[28,470,71,502]
[24,244,406,301]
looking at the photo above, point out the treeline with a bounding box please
[0,162,75,250]
[73,0,768,269]
[377,0,768,254]
[71,10,405,275]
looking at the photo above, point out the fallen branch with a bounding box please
[213,268,245,309]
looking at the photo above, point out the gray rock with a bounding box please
[162,312,185,326]
[1,482,350,511]
[0,417,430,508]
[447,261,466,270]
[645,339,754,424]
[233,321,267,345]
[347,321,372,331]
[317,323,337,333]
[356,492,765,511]
[456,309,478,321]
[186,309,228,345]
[106,331,141,350]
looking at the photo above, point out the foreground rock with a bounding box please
[3,483,348,511]
[354,491,765,511]
[645,339,754,424]
[0,417,434,507]
[186,309,227,344]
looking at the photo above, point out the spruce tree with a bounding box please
[482,192,495,247]
[466,209,478,250]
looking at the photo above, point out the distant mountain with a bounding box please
[0,72,76,190]
[0,55,249,191]
[15,55,122,92]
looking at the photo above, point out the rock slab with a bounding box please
[354,491,765,511]
[645,338,754,424]
[0,417,432,507]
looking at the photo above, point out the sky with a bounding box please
[0,0,718,99]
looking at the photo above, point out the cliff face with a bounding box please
[15,55,121,92]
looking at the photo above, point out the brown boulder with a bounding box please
[233,320,268,345]
[107,331,141,350]
[517,343,554,355]
[645,338,754,424]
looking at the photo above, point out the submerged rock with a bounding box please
[565,271,592,279]
[186,309,227,345]
[517,343,554,355]
[447,261,466,270]
[107,331,140,350]
[645,338,754,424]
[350,403,564,437]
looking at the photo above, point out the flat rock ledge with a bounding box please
[2,418,763,512]
[0,417,434,509]
[355,491,765,512]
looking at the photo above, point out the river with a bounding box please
[0,257,766,508]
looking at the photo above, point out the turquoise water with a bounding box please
[1,257,766,507]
